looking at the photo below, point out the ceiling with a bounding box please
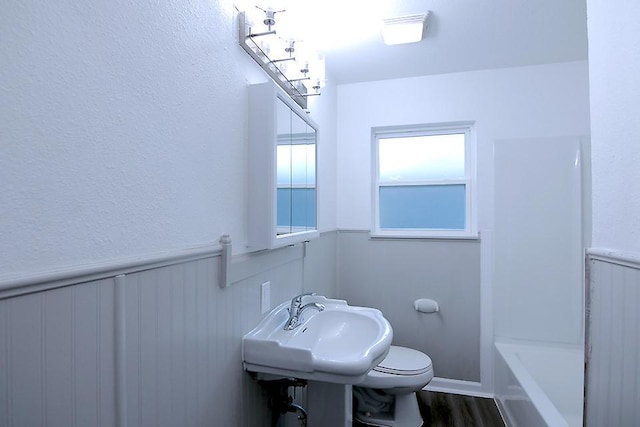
[284,0,589,85]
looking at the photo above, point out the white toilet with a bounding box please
[353,345,433,427]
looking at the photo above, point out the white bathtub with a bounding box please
[495,341,584,427]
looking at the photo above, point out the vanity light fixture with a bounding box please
[382,12,430,46]
[237,4,326,110]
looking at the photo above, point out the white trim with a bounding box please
[371,229,479,239]
[0,242,223,299]
[336,228,480,242]
[276,226,319,234]
[479,229,495,395]
[424,377,493,399]
[0,235,309,300]
[373,121,475,137]
[277,184,316,189]
[378,179,467,186]
[586,247,640,270]
[277,133,316,145]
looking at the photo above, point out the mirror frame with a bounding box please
[247,81,320,251]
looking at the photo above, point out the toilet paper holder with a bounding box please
[414,298,439,313]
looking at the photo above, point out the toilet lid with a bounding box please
[373,345,432,376]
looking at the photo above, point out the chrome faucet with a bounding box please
[284,292,325,330]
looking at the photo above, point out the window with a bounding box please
[372,123,476,238]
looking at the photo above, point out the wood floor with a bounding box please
[354,391,505,427]
[417,391,505,427]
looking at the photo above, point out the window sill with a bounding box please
[369,231,480,241]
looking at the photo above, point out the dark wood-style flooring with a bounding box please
[418,391,505,427]
[354,391,505,427]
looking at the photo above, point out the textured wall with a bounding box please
[587,0,640,253]
[0,0,337,278]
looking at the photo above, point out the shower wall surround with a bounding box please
[494,136,585,345]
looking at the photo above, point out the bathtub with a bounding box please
[494,341,584,427]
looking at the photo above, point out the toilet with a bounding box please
[353,345,433,427]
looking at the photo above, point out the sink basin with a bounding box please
[242,296,393,384]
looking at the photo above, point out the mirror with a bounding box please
[276,98,317,236]
[247,82,319,251]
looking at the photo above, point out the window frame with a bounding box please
[371,122,478,239]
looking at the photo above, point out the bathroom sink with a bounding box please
[242,296,393,384]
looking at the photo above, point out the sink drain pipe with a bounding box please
[261,378,308,427]
[285,402,307,426]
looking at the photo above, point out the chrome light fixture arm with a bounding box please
[237,8,325,110]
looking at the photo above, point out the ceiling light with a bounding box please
[382,12,430,46]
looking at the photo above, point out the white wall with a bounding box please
[585,2,640,424]
[587,0,640,253]
[337,61,591,231]
[0,0,337,279]
[336,61,591,390]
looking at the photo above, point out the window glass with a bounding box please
[379,184,466,229]
[379,134,465,182]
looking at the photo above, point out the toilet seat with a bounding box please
[357,346,433,390]
[373,346,432,376]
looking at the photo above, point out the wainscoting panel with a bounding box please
[0,233,337,427]
[120,259,273,427]
[586,250,640,426]
[336,230,481,382]
[0,279,116,427]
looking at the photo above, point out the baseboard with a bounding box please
[424,377,493,398]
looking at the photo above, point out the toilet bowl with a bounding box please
[353,345,433,427]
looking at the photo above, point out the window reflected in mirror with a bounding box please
[276,99,316,235]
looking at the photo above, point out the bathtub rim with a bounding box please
[495,341,583,427]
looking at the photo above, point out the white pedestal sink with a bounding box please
[242,296,393,384]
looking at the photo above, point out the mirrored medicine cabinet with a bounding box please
[248,81,319,251]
